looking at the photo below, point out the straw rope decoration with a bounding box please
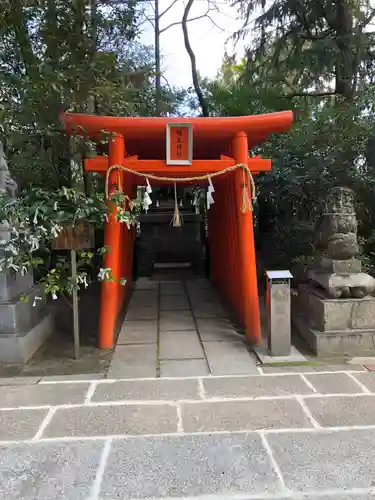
[105,162,256,226]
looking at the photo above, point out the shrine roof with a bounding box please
[60,111,293,160]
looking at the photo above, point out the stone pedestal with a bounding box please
[293,284,375,357]
[0,272,53,363]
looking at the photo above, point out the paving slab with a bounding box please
[181,398,312,432]
[0,408,48,440]
[40,373,105,381]
[43,404,178,437]
[203,341,259,375]
[0,377,41,386]
[159,310,195,331]
[125,305,158,320]
[92,378,200,402]
[107,344,157,379]
[351,372,375,392]
[304,373,363,394]
[128,290,158,307]
[261,364,366,374]
[298,496,375,500]
[160,359,210,377]
[159,330,205,360]
[192,301,227,318]
[99,433,280,499]
[0,440,103,500]
[196,317,243,342]
[304,395,375,427]
[189,295,218,308]
[267,429,375,491]
[134,278,158,290]
[203,374,313,399]
[0,383,89,408]
[185,278,210,290]
[160,294,189,311]
[117,320,158,345]
[189,288,217,299]
[160,281,185,295]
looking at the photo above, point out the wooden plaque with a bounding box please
[166,123,193,166]
[53,220,94,250]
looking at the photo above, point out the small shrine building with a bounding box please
[60,111,294,349]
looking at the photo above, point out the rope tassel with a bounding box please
[171,182,182,227]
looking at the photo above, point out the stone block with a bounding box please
[293,313,375,357]
[0,271,33,302]
[0,382,89,408]
[0,377,41,386]
[196,317,240,342]
[306,496,375,500]
[134,278,158,290]
[159,310,195,331]
[0,440,102,500]
[254,345,307,364]
[125,305,158,320]
[267,429,375,491]
[181,399,312,432]
[185,278,210,290]
[43,404,177,437]
[203,341,259,375]
[305,395,375,426]
[160,281,185,295]
[320,257,362,273]
[192,301,226,318]
[352,372,375,392]
[189,290,217,304]
[0,285,46,335]
[309,270,375,298]
[298,285,375,331]
[203,374,313,399]
[261,364,365,373]
[117,320,157,344]
[160,359,210,377]
[40,373,105,381]
[128,290,158,308]
[160,294,189,311]
[99,434,280,499]
[159,330,204,360]
[304,373,363,394]
[0,408,48,440]
[107,344,157,378]
[92,378,200,402]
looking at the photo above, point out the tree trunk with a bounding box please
[182,0,209,117]
[155,0,162,116]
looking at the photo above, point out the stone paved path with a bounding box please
[108,278,260,378]
[1,367,375,499]
[2,277,375,499]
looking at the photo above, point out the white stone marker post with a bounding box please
[265,270,293,356]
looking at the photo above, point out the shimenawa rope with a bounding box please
[105,162,256,215]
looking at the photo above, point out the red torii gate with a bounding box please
[60,111,293,349]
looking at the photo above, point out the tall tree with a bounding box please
[0,0,178,187]
[231,0,375,99]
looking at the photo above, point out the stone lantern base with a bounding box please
[293,284,375,357]
[0,272,53,363]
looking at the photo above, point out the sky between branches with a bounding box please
[140,0,247,87]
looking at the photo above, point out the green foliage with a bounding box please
[206,42,375,273]
[0,186,141,301]
[0,0,187,189]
